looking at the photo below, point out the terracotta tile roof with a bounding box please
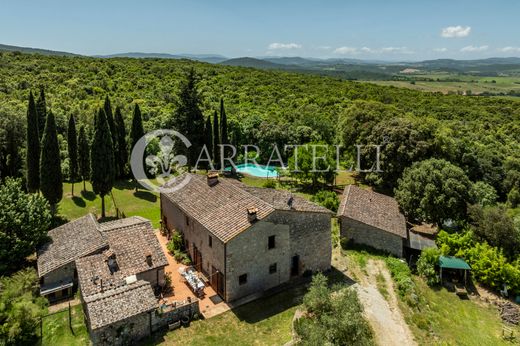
[162,174,276,243]
[37,214,107,277]
[98,216,149,232]
[76,220,168,297]
[410,223,438,236]
[338,185,407,238]
[240,186,333,214]
[83,280,157,330]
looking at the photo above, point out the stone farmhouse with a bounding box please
[337,185,407,257]
[160,173,333,302]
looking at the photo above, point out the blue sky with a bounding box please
[1,0,519,60]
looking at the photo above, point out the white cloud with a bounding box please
[361,47,373,53]
[441,26,471,38]
[460,45,488,52]
[499,46,520,53]
[333,46,358,54]
[268,42,302,50]
[381,46,414,54]
[434,47,448,52]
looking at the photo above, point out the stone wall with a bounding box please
[90,311,151,346]
[43,262,75,287]
[161,194,225,279]
[151,299,200,332]
[136,267,166,288]
[225,211,331,302]
[339,217,404,257]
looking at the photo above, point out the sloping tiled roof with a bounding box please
[83,280,157,330]
[98,216,149,232]
[76,220,168,297]
[240,186,333,214]
[338,185,407,238]
[162,174,276,243]
[37,214,107,277]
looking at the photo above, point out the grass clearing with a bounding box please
[41,305,89,346]
[60,180,160,227]
[375,272,389,300]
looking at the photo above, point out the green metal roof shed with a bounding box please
[439,256,471,270]
[439,256,471,285]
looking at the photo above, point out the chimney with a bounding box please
[247,207,258,223]
[207,172,219,187]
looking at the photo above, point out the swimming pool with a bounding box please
[226,163,279,178]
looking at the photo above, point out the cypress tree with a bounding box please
[103,96,118,172]
[40,110,62,213]
[67,115,78,196]
[78,125,90,192]
[36,88,47,140]
[204,115,213,170]
[26,91,40,193]
[171,68,204,167]
[114,106,128,178]
[220,98,228,145]
[90,108,115,218]
[129,104,144,191]
[129,104,144,155]
[212,110,220,168]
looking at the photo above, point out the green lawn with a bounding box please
[41,305,89,346]
[148,281,307,345]
[60,180,160,228]
[404,280,519,346]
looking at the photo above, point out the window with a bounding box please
[268,235,276,249]
[238,274,248,285]
[185,216,190,226]
[269,263,277,274]
[208,235,212,248]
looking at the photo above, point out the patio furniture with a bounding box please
[180,266,205,297]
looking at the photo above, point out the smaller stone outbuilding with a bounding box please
[337,185,407,257]
[37,214,108,301]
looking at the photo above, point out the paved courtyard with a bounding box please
[156,231,231,318]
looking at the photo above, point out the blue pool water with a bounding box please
[226,163,279,178]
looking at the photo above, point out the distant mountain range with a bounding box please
[3,43,520,79]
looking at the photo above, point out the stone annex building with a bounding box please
[160,173,333,302]
[337,185,407,257]
[37,214,189,344]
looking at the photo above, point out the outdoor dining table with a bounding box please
[179,266,205,297]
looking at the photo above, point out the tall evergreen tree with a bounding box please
[129,104,144,155]
[220,98,228,145]
[114,106,128,178]
[203,115,213,170]
[171,68,205,167]
[78,125,90,192]
[36,88,47,140]
[129,104,144,191]
[90,108,115,218]
[40,111,62,213]
[67,115,78,196]
[212,110,220,168]
[26,92,40,193]
[103,96,118,171]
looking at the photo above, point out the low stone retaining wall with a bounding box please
[152,298,200,332]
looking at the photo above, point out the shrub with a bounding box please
[262,179,277,189]
[311,190,339,212]
[166,232,184,255]
[296,273,373,345]
[417,247,441,285]
[385,257,420,307]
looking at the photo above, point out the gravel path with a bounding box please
[354,259,417,346]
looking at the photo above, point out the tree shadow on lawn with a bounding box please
[80,190,96,201]
[72,196,86,208]
[231,268,356,324]
[133,190,157,203]
[113,180,136,191]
